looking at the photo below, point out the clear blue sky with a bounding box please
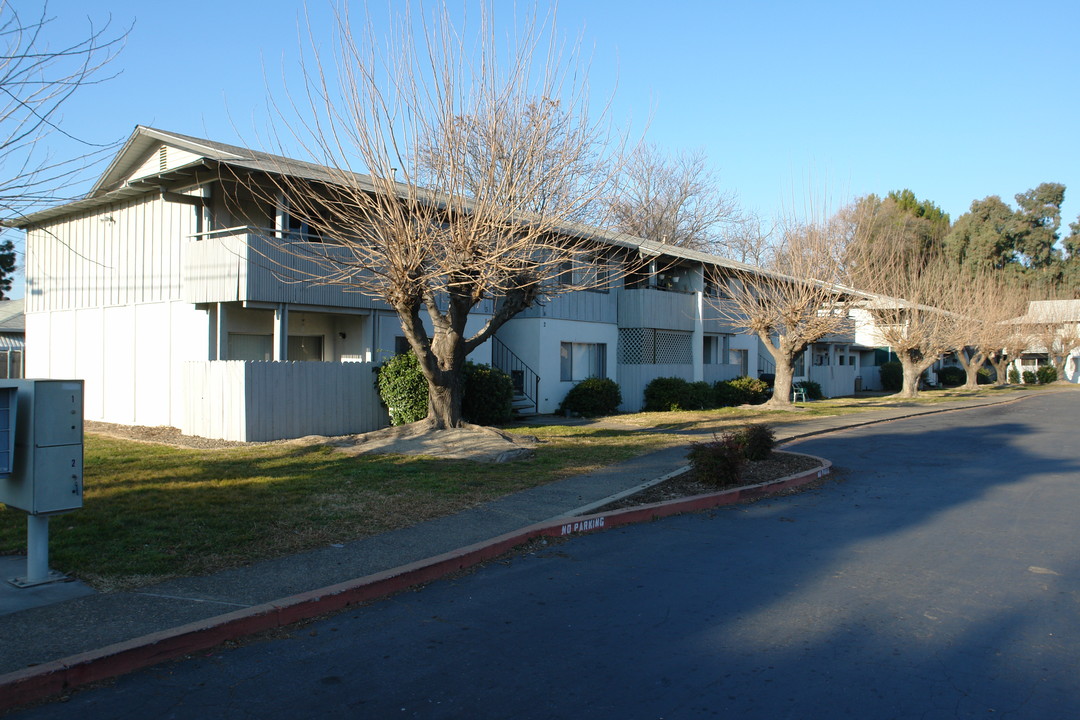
[12,0,1080,294]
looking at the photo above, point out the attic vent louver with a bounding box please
[158,146,168,172]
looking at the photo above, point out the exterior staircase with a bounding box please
[492,337,540,417]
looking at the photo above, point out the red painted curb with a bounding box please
[0,453,830,713]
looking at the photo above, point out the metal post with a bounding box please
[8,513,66,588]
[26,514,49,583]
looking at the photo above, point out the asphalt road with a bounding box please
[14,392,1080,719]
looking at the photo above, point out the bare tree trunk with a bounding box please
[989,355,1011,386]
[768,355,795,408]
[954,348,986,390]
[762,333,798,409]
[896,350,930,399]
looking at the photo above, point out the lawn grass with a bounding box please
[0,425,674,589]
[0,383,1049,589]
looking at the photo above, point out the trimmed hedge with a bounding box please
[720,376,770,405]
[377,351,429,425]
[937,366,965,387]
[462,362,514,425]
[560,377,622,417]
[643,377,699,411]
[879,361,903,392]
[1036,365,1058,384]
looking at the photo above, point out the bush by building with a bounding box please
[462,362,514,425]
[560,377,622,417]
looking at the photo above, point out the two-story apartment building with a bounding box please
[12,126,860,440]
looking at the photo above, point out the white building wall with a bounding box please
[499,316,617,414]
[25,301,208,428]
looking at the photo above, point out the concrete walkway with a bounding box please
[0,389,1054,709]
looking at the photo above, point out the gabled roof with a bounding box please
[4,125,878,300]
[1019,299,1080,323]
[0,298,24,333]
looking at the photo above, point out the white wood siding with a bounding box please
[25,301,208,427]
[25,193,191,312]
[617,289,697,331]
[617,363,695,412]
[182,361,389,441]
[515,290,617,324]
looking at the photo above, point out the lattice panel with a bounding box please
[618,328,651,364]
[656,331,693,364]
[618,328,693,364]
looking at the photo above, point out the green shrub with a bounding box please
[687,381,715,410]
[879,361,903,391]
[715,376,769,406]
[1008,367,1021,384]
[713,379,742,407]
[1036,365,1058,384]
[560,377,622,417]
[462,362,514,425]
[643,377,692,411]
[793,380,823,400]
[937,366,965,386]
[977,367,992,385]
[739,424,776,461]
[687,431,746,488]
[1022,370,1038,385]
[377,352,429,425]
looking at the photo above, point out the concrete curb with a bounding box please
[0,454,831,712]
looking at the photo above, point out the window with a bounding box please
[289,335,323,362]
[561,342,606,381]
[558,255,610,291]
[703,336,719,364]
[0,350,22,379]
[394,336,411,356]
[229,334,272,361]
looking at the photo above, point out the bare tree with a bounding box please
[1020,297,1080,383]
[718,210,777,266]
[607,143,741,253]
[0,1,126,296]
[938,270,1007,390]
[0,2,125,211]
[850,247,955,398]
[251,2,628,429]
[988,284,1036,386]
[709,219,851,408]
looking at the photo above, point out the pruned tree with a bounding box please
[0,1,126,297]
[982,281,1032,387]
[250,2,629,429]
[938,269,1021,389]
[606,143,741,253]
[709,219,851,408]
[1020,298,1080,383]
[849,242,955,399]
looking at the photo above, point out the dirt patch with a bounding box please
[593,451,823,512]
[321,422,539,462]
[84,421,256,449]
[84,420,539,462]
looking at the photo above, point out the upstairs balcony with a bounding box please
[617,287,698,332]
[181,227,490,315]
[182,227,380,308]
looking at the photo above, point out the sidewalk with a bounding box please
[0,391,1040,708]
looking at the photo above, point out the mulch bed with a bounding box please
[593,451,823,512]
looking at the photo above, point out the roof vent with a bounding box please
[158,146,168,172]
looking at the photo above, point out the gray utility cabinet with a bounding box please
[0,379,84,515]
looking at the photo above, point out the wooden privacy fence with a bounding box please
[183,361,389,442]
